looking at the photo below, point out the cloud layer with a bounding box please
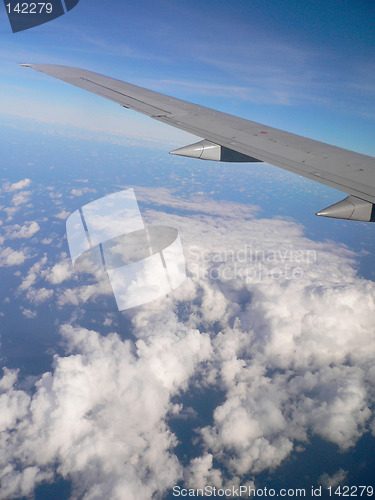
[1,189,375,498]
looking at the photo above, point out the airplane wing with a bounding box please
[21,64,375,222]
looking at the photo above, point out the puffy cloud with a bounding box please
[18,255,48,291]
[2,189,375,496]
[49,191,62,200]
[137,193,375,479]
[25,287,53,305]
[301,367,370,449]
[11,191,32,206]
[5,221,40,239]
[17,253,103,308]
[56,280,113,307]
[22,309,37,319]
[184,453,256,492]
[55,209,70,220]
[3,207,19,220]
[0,247,29,267]
[0,369,30,432]
[3,179,31,192]
[319,468,348,488]
[41,238,53,244]
[185,454,222,489]
[0,323,211,499]
[19,256,73,304]
[46,261,73,285]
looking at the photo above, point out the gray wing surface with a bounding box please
[22,64,375,206]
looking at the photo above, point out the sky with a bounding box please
[1,1,375,499]
[1,0,375,153]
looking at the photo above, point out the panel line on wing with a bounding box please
[80,77,172,115]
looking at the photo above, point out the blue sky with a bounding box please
[1,0,375,155]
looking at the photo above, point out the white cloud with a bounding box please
[41,238,53,245]
[70,187,96,197]
[18,255,75,305]
[49,191,62,200]
[55,209,70,220]
[319,468,348,488]
[4,207,19,220]
[11,190,32,206]
[184,453,256,491]
[46,261,73,285]
[1,190,375,496]
[18,255,48,291]
[26,287,53,305]
[19,255,76,304]
[5,221,40,239]
[3,179,31,192]
[137,191,375,478]
[56,280,113,307]
[0,247,29,267]
[0,323,211,499]
[103,315,115,327]
[22,309,37,319]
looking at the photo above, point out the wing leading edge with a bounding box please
[21,64,375,221]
